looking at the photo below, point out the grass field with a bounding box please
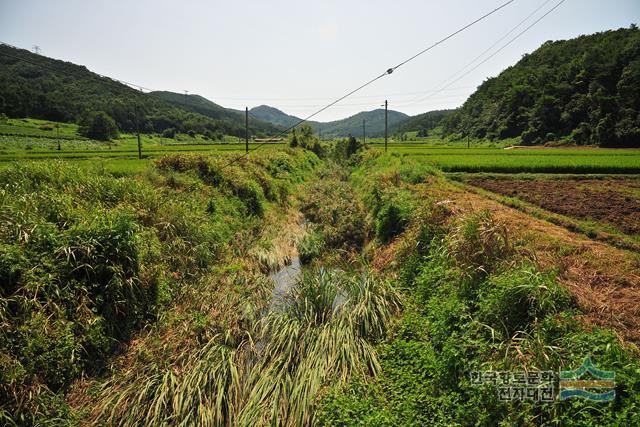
[0,117,83,139]
[0,118,283,168]
[3,119,639,175]
[368,144,640,174]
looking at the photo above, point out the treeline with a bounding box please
[391,109,455,136]
[443,26,640,147]
[0,44,279,138]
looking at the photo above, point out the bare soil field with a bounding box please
[464,177,640,236]
[417,178,640,342]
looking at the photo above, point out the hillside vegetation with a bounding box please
[0,150,320,424]
[150,92,280,135]
[444,26,640,147]
[250,105,409,138]
[390,109,455,135]
[0,44,276,138]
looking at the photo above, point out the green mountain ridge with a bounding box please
[443,26,640,147]
[389,109,456,135]
[0,44,279,137]
[150,92,281,135]
[250,104,410,138]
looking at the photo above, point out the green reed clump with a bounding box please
[94,268,400,427]
[298,228,324,265]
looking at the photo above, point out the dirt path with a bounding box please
[419,178,640,342]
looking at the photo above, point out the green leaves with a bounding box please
[444,26,640,147]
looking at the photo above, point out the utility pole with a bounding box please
[362,119,366,147]
[245,107,249,154]
[136,104,142,159]
[32,45,41,55]
[384,100,388,152]
[56,124,61,151]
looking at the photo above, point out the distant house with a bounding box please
[254,137,284,142]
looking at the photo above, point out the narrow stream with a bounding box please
[268,255,301,311]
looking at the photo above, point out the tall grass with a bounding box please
[0,149,320,425]
[93,269,400,426]
[318,199,640,426]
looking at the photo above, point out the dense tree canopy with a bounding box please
[390,109,455,135]
[444,26,640,147]
[0,44,279,137]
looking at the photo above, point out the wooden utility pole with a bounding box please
[245,107,249,154]
[362,119,366,146]
[384,99,388,152]
[136,104,142,159]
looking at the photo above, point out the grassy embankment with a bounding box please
[314,152,640,426]
[2,128,640,425]
[0,148,320,425]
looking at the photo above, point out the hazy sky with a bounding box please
[1,0,638,121]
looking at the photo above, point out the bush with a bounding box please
[478,265,573,337]
[234,180,265,217]
[301,180,367,251]
[298,229,324,264]
[162,127,176,138]
[79,111,119,141]
[375,200,412,243]
[447,210,512,286]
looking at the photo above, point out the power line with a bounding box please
[0,0,516,174]
[388,0,516,73]
[202,86,477,102]
[401,0,567,108]
[255,92,470,109]
[396,0,554,107]
[218,0,517,170]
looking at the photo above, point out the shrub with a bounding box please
[162,127,176,138]
[447,210,512,285]
[301,180,367,250]
[375,199,412,243]
[234,180,264,217]
[298,229,324,264]
[79,111,119,141]
[478,265,573,337]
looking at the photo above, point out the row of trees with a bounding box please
[443,26,640,147]
[288,124,365,162]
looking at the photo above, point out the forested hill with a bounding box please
[251,105,410,138]
[316,109,409,138]
[443,26,640,147]
[151,92,280,135]
[250,105,305,129]
[0,44,278,137]
[390,109,455,135]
